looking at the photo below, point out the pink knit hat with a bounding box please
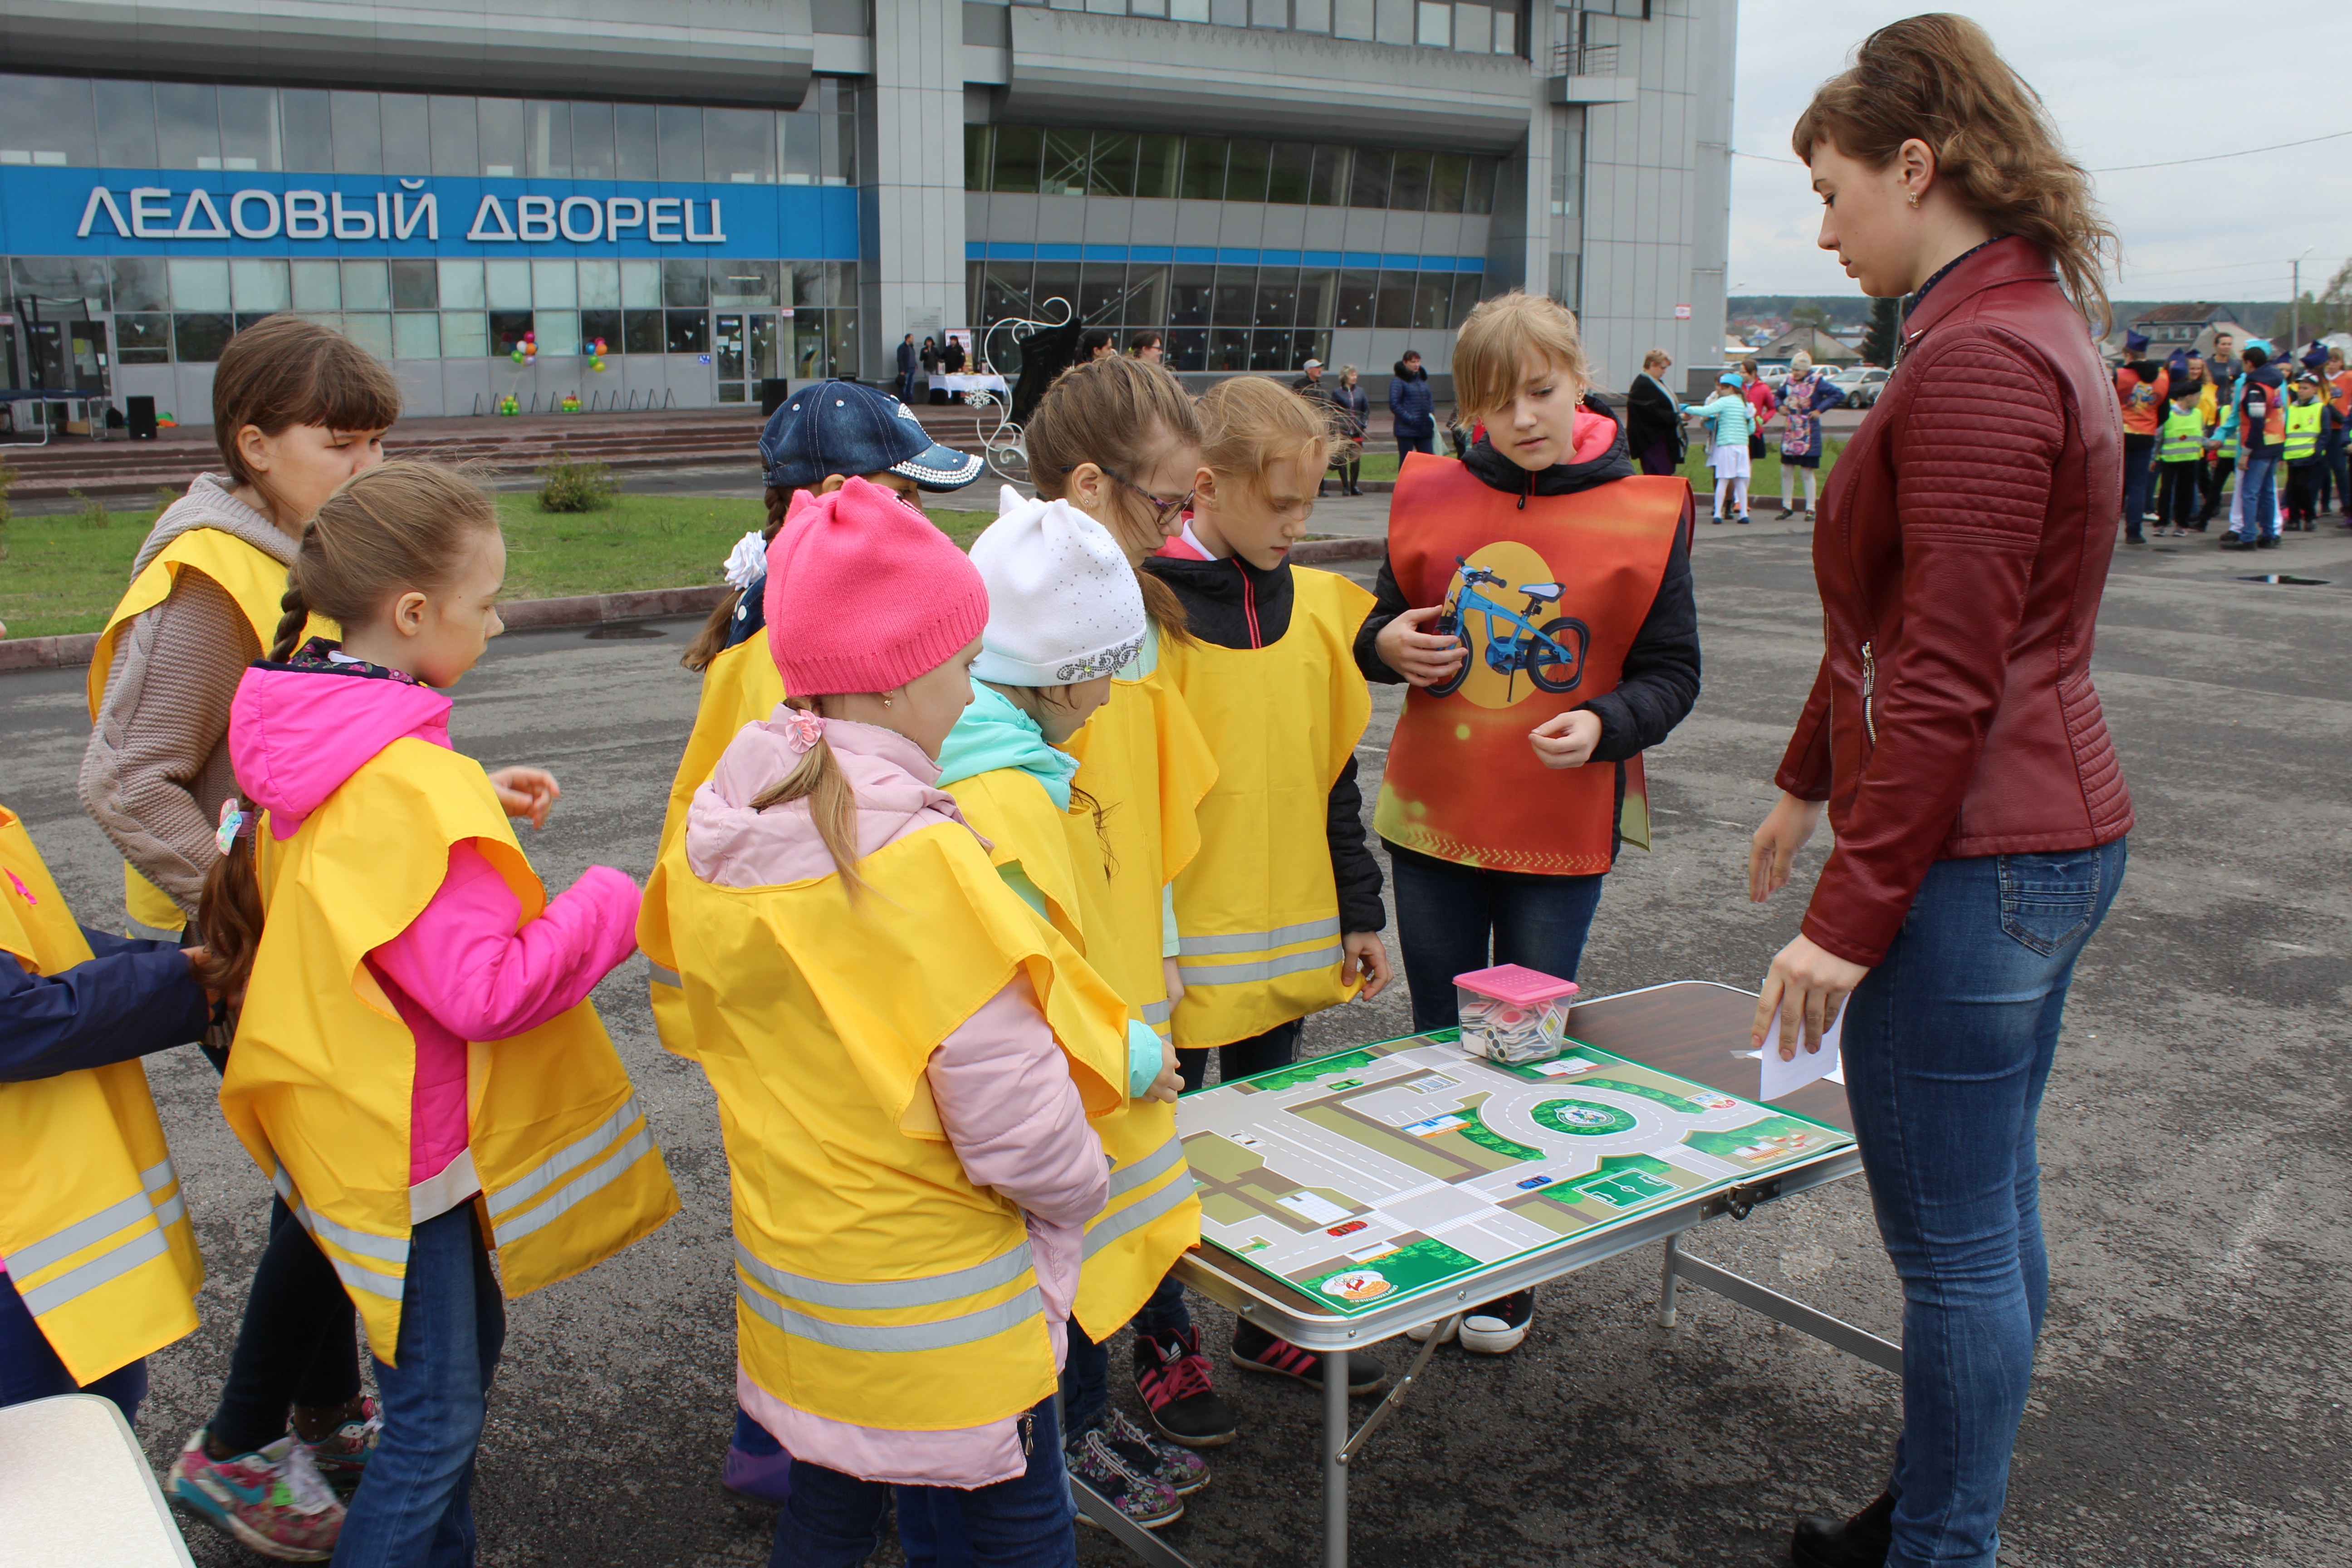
[763,477,989,696]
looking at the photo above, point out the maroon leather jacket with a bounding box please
[1775,237,2133,968]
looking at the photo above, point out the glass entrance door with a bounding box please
[714,313,746,402]
[749,313,778,398]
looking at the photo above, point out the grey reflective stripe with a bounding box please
[736,1278,1045,1353]
[139,1158,176,1194]
[151,1191,186,1232]
[1178,945,1343,987]
[1140,998,1172,1026]
[1083,1166,1198,1258]
[1106,1136,1186,1201]
[491,1124,657,1247]
[126,918,183,942]
[734,1239,1035,1311]
[648,963,681,989]
[18,1226,170,1317]
[319,1250,405,1299]
[489,1098,642,1220]
[272,1168,409,1264]
[5,1191,152,1279]
[1177,917,1341,958]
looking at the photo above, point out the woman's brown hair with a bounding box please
[1025,355,1203,639]
[1791,13,2116,328]
[212,315,404,524]
[195,461,504,997]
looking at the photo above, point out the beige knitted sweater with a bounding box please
[79,477,299,921]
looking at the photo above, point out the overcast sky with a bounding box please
[1727,2,2344,305]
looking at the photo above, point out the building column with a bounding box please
[859,0,969,381]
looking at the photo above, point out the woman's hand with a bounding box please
[1161,956,1186,1011]
[1342,932,1392,1000]
[1754,934,1870,1061]
[490,767,562,830]
[1749,791,1824,902]
[1375,606,1466,687]
[1529,710,1604,770]
[1143,1040,1183,1105]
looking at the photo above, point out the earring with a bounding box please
[882,695,892,708]
[1907,191,1920,209]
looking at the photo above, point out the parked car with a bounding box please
[1828,366,1891,407]
[1326,1220,1367,1238]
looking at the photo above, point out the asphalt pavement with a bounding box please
[1,508,2346,1567]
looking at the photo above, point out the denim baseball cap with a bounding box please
[760,380,985,493]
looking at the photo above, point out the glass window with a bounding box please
[281,90,332,173]
[1297,269,1337,328]
[1452,3,1489,51]
[1170,0,1208,17]
[1166,328,1208,371]
[1416,0,1449,44]
[485,260,532,310]
[526,100,572,178]
[1210,327,1250,372]
[478,97,524,177]
[714,261,779,305]
[1413,273,1451,330]
[438,259,486,310]
[1492,7,1513,53]
[991,125,1042,194]
[1290,328,1328,372]
[1124,265,1169,325]
[390,260,438,310]
[0,74,95,165]
[1448,273,1480,327]
[10,256,108,312]
[1088,132,1138,199]
[1307,146,1350,206]
[1135,133,1181,200]
[665,310,709,354]
[706,108,774,183]
[154,83,221,172]
[1132,0,1166,15]
[531,260,578,309]
[117,314,172,364]
[822,80,856,185]
[111,257,170,314]
[573,101,616,181]
[662,260,709,308]
[782,105,823,185]
[1210,0,1245,22]
[94,80,158,168]
[1428,151,1469,214]
[331,92,381,173]
[342,261,391,311]
[1294,0,1330,29]
[1078,264,1126,324]
[1375,0,1412,41]
[213,88,283,172]
[1178,136,1225,201]
[168,258,231,313]
[1250,0,1286,24]
[430,97,478,177]
[1040,128,1088,196]
[580,308,622,353]
[1464,155,1497,215]
[291,260,341,312]
[1388,149,1431,211]
[536,310,581,357]
[1169,265,1213,327]
[1254,269,1298,328]
[490,311,533,355]
[1211,269,1256,327]
[1375,271,1416,329]
[1266,142,1312,206]
[982,263,1031,323]
[622,309,665,354]
[343,314,393,360]
[1031,263,1079,319]
[964,125,991,192]
[380,94,428,175]
[622,260,663,309]
[1333,0,1372,35]
[1249,331,1292,373]
[393,313,441,360]
[1224,139,1269,204]
[441,311,489,357]
[231,260,290,313]
[173,314,235,363]
[657,106,704,181]
[1348,148,1390,208]
[826,307,861,380]
[579,259,622,310]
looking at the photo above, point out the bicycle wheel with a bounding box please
[1526,617,1592,694]
[1425,611,1473,697]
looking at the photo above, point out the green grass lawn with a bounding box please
[0,490,999,641]
[1678,438,1848,512]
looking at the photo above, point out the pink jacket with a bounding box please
[686,712,1107,1488]
[230,664,641,1217]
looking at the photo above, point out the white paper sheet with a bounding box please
[1756,990,1844,1101]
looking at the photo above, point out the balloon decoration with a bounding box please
[509,329,539,366]
[588,337,609,373]
[496,394,520,416]
[559,392,583,413]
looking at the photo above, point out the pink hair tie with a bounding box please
[779,707,827,754]
[216,797,254,858]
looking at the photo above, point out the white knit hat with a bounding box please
[969,487,1146,686]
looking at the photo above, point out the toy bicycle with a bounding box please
[1428,556,1591,701]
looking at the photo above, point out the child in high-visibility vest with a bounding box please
[1142,373,1396,1401]
[179,461,676,1562]
[2281,373,2333,532]
[1,803,216,1425]
[2154,383,2210,539]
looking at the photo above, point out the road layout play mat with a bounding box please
[1175,1031,1852,1315]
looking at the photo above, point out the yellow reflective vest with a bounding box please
[88,525,328,939]
[652,818,1128,1431]
[944,760,1202,1341]
[0,806,204,1386]
[1156,568,1377,1048]
[644,633,786,1058]
[223,738,679,1362]
[2158,406,2207,463]
[2283,399,2322,462]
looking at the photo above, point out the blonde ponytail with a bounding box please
[748,700,869,898]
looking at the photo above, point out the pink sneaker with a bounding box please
[303,1397,382,1495]
[165,1429,345,1561]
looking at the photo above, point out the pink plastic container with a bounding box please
[1453,963,1580,1063]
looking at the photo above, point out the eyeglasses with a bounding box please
[1061,464,1194,530]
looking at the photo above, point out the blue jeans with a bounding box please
[1397,434,1433,457]
[332,1205,505,1568]
[2320,434,2348,514]
[1841,838,2125,1568]
[2234,453,2280,540]
[773,1397,1073,1568]
[1388,841,1607,1034]
[0,1269,147,1422]
[2119,436,2155,539]
[212,1196,365,1453]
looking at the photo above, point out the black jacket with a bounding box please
[1141,552,1387,936]
[1353,405,1701,859]
[1624,371,1684,458]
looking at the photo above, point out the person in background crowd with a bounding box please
[941,335,967,375]
[1682,372,1756,524]
[2319,347,2350,519]
[1128,330,1166,364]
[1081,328,1119,362]
[2221,338,2285,551]
[1292,358,1326,398]
[1740,358,1779,454]
[920,337,939,377]
[2153,381,2210,538]
[1624,348,1685,477]
[1775,350,1844,521]
[2198,332,2240,526]
[2279,372,2334,532]
[2112,329,2166,546]
[1388,350,1436,456]
[895,333,919,406]
[1329,365,1370,497]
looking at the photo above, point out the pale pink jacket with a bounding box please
[229,664,640,1219]
[686,713,1107,1489]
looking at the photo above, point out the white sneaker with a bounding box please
[1405,1314,1458,1346]
[1458,1291,1536,1355]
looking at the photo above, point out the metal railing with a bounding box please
[1548,41,1619,77]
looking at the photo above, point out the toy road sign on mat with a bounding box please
[1175,1031,1852,1314]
